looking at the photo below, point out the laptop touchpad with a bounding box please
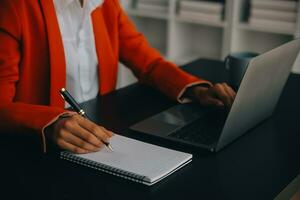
[130,118,180,136]
[130,104,206,136]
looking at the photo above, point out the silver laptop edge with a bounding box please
[130,38,300,152]
[216,38,300,151]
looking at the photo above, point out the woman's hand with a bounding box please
[191,83,236,108]
[47,114,113,154]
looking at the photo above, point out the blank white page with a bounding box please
[73,134,192,184]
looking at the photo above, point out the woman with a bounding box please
[0,0,235,153]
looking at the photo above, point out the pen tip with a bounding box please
[108,145,114,152]
[61,88,66,92]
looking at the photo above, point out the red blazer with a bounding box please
[0,0,209,149]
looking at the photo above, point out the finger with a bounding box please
[57,139,89,154]
[76,115,111,138]
[100,127,114,137]
[222,83,236,105]
[223,83,236,99]
[228,85,237,99]
[214,84,232,107]
[75,116,111,142]
[63,119,102,148]
[200,96,224,107]
[61,129,102,152]
[225,84,236,106]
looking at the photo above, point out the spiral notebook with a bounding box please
[60,134,192,186]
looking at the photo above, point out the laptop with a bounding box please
[130,38,300,152]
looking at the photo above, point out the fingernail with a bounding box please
[107,131,114,136]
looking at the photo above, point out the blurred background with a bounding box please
[117,0,300,88]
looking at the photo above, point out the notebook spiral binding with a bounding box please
[60,152,147,184]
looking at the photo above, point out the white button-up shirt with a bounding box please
[53,0,103,106]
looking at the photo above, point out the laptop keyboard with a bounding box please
[169,110,226,146]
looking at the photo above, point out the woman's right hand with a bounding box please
[47,114,113,154]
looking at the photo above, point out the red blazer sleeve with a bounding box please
[114,0,212,101]
[0,1,65,151]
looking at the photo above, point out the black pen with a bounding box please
[59,88,114,152]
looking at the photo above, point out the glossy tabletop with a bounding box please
[1,59,300,200]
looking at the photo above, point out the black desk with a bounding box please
[1,59,300,200]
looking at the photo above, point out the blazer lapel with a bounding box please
[91,6,117,95]
[40,0,66,107]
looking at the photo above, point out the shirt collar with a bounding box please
[89,0,104,10]
[54,0,74,11]
[54,0,104,13]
